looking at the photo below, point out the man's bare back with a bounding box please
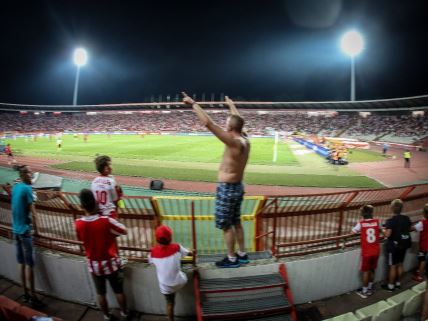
[219,136,250,183]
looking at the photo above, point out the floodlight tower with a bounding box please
[72,48,88,106]
[340,30,364,101]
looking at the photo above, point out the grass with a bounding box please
[347,149,386,162]
[52,161,383,188]
[6,134,298,165]
[6,134,386,188]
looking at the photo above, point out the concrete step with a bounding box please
[199,272,285,292]
[197,251,272,264]
[201,287,291,318]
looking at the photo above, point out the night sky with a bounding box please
[1,0,427,105]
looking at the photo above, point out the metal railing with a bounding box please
[0,184,427,261]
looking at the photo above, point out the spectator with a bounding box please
[149,225,192,321]
[91,155,123,218]
[413,204,428,282]
[183,93,250,268]
[382,199,412,292]
[352,205,381,298]
[75,189,129,321]
[11,165,43,307]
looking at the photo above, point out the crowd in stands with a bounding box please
[0,111,427,140]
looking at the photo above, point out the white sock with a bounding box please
[237,251,246,257]
[362,286,368,293]
[228,255,237,262]
[395,281,401,286]
[388,283,394,290]
[368,282,373,290]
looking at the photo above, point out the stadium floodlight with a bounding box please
[73,48,88,67]
[340,30,364,101]
[72,48,88,105]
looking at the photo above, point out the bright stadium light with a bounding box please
[340,30,364,101]
[73,48,88,67]
[72,48,88,105]
[341,30,364,57]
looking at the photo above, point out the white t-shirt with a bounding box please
[415,221,424,232]
[91,175,118,216]
[149,244,190,294]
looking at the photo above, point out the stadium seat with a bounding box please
[387,289,423,317]
[323,312,361,321]
[355,300,400,321]
[412,281,427,294]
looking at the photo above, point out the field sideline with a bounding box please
[4,134,386,188]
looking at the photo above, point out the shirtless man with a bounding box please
[182,92,250,268]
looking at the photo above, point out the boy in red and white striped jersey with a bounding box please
[75,188,129,321]
[91,155,124,219]
[352,205,381,298]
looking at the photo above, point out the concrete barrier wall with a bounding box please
[0,237,195,316]
[0,236,419,314]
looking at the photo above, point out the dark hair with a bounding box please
[228,115,244,133]
[19,165,30,179]
[79,189,97,213]
[94,155,111,174]
[391,199,403,215]
[361,205,374,219]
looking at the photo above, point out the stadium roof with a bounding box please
[0,94,427,113]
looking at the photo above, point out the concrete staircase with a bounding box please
[194,263,297,321]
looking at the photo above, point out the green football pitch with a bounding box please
[4,134,385,188]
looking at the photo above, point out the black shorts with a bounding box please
[91,269,124,295]
[418,251,428,262]
[387,246,407,266]
[164,293,175,304]
[7,153,13,157]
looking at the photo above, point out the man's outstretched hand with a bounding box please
[225,95,234,106]
[182,92,195,105]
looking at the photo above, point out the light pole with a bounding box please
[72,48,88,105]
[340,30,364,101]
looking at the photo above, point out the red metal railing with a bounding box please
[255,184,428,257]
[1,183,427,260]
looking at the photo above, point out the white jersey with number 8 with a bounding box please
[91,175,118,216]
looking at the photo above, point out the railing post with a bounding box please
[336,191,359,248]
[32,204,39,237]
[254,197,267,252]
[191,200,197,266]
[399,186,416,201]
[271,198,278,256]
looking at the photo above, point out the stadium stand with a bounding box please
[0,110,427,143]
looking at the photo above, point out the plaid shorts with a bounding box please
[215,182,244,230]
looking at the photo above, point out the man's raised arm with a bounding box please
[182,92,214,126]
[182,92,238,147]
[225,96,240,116]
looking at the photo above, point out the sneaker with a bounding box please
[366,289,374,296]
[381,284,395,292]
[236,253,250,264]
[356,289,369,298]
[215,257,241,268]
[413,275,424,282]
[395,283,401,289]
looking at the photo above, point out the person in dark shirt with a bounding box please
[382,199,412,291]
